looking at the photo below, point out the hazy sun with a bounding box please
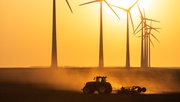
[106,0,152,9]
[107,0,137,9]
[102,0,152,20]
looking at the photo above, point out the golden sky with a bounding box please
[0,0,180,67]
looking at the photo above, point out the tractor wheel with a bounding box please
[83,87,93,94]
[98,86,107,94]
[105,86,112,94]
[141,87,147,92]
[137,87,142,93]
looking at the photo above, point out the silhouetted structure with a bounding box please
[51,0,57,69]
[112,0,139,68]
[51,0,73,69]
[79,0,119,68]
[135,5,160,68]
[83,76,112,94]
[146,22,160,67]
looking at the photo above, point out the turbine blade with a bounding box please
[66,0,73,13]
[146,25,161,31]
[149,38,155,47]
[129,12,135,32]
[152,28,160,33]
[129,0,139,10]
[144,28,160,33]
[149,24,152,34]
[151,33,160,43]
[104,1,120,20]
[135,28,143,34]
[79,0,99,6]
[145,24,150,28]
[144,18,160,23]
[151,27,161,30]
[148,21,153,34]
[134,21,142,34]
[110,4,127,11]
[143,8,145,18]
[150,21,152,27]
[137,4,143,18]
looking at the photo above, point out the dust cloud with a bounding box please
[0,68,180,94]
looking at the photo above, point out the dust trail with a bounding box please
[0,68,180,94]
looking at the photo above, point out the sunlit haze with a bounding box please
[0,0,180,67]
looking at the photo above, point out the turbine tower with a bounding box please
[79,0,120,68]
[111,0,139,68]
[51,0,73,69]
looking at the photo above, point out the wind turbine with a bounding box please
[136,22,160,68]
[134,4,160,68]
[137,22,160,67]
[111,0,139,68]
[146,22,160,67]
[79,0,120,68]
[51,0,73,69]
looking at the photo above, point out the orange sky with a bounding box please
[0,0,180,67]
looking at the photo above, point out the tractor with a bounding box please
[82,76,112,94]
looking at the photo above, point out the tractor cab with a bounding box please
[94,76,107,83]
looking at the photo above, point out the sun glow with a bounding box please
[1,0,180,67]
[104,0,152,16]
[106,0,151,9]
[102,0,153,22]
[107,0,137,9]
